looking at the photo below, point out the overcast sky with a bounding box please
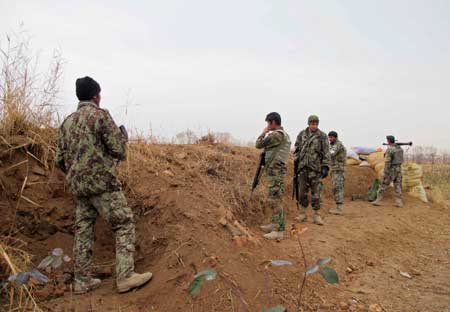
[1,0,450,149]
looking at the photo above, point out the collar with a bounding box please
[77,101,99,110]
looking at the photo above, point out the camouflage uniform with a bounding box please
[56,101,134,282]
[294,128,331,210]
[256,128,291,231]
[377,145,404,199]
[329,140,346,205]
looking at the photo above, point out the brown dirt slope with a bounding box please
[1,141,449,312]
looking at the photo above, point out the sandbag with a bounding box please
[347,149,360,160]
[402,163,427,202]
[367,152,385,167]
[408,184,428,203]
[402,163,423,188]
[352,146,378,155]
[374,162,385,178]
[346,158,361,166]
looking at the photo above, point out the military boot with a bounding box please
[313,211,324,225]
[395,198,403,208]
[74,278,101,294]
[260,223,278,233]
[263,231,284,240]
[329,204,344,215]
[296,208,308,222]
[117,272,153,293]
[372,194,383,206]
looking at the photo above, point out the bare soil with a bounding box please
[1,142,449,312]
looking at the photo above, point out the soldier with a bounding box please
[293,115,331,225]
[328,131,346,215]
[256,112,291,240]
[372,135,404,207]
[56,77,152,294]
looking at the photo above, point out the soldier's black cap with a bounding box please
[328,131,338,138]
[386,135,395,143]
[265,112,281,125]
[76,76,101,101]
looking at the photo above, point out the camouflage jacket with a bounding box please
[385,145,404,168]
[56,101,127,197]
[330,140,346,172]
[293,127,330,173]
[255,128,291,170]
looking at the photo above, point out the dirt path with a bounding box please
[279,197,450,312]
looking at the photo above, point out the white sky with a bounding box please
[1,0,450,149]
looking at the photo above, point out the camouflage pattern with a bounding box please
[330,140,346,204]
[294,128,331,173]
[294,128,331,210]
[57,101,135,283]
[56,101,127,197]
[74,191,135,282]
[256,128,291,231]
[297,170,322,210]
[377,145,404,199]
[329,140,346,172]
[332,171,345,204]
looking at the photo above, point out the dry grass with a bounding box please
[0,29,62,169]
[422,163,450,205]
[0,29,62,311]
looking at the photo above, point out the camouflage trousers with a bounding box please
[74,190,135,282]
[378,165,402,199]
[298,169,323,210]
[331,171,345,205]
[267,164,287,231]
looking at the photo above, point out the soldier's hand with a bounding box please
[259,127,269,138]
[321,166,329,179]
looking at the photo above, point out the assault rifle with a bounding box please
[251,152,266,194]
[382,142,413,146]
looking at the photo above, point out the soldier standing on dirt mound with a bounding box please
[56,77,153,294]
[256,112,291,240]
[372,135,404,207]
[328,131,347,215]
[293,115,331,225]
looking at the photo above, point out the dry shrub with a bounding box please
[0,29,62,311]
[0,29,62,169]
[422,163,450,205]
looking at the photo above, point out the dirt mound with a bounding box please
[1,139,450,312]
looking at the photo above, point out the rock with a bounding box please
[163,170,175,177]
[366,261,375,267]
[339,301,349,310]
[346,267,353,273]
[368,304,383,312]
[348,299,358,306]
[175,152,187,160]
